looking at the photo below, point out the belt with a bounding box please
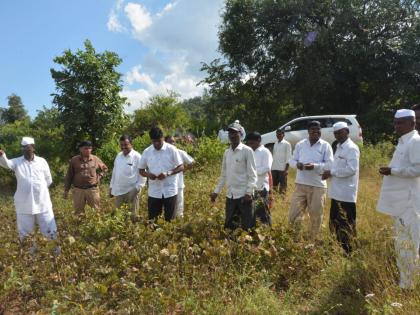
[74,184,98,189]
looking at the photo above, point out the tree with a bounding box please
[50,40,127,153]
[202,0,420,141]
[0,94,29,124]
[128,93,192,136]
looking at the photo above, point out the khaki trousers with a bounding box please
[72,187,100,213]
[115,188,140,215]
[288,183,326,238]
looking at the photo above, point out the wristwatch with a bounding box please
[166,170,173,176]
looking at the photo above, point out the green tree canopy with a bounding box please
[0,93,29,124]
[50,39,127,153]
[202,0,420,141]
[128,93,192,136]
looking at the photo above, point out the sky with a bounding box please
[0,0,224,117]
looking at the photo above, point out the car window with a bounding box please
[331,117,353,126]
[288,119,310,131]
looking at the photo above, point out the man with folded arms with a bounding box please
[377,109,420,289]
[0,137,58,253]
[289,121,333,240]
[64,141,108,214]
[322,122,360,253]
[139,127,184,222]
[271,128,292,195]
[109,135,146,221]
[211,122,257,230]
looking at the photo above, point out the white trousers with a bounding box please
[17,211,57,240]
[394,208,420,289]
[174,188,184,217]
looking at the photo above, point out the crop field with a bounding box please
[0,142,419,314]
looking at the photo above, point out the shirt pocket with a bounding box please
[233,154,246,173]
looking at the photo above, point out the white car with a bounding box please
[261,115,363,149]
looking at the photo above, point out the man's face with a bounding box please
[394,117,415,137]
[246,139,260,151]
[308,126,321,142]
[228,129,241,145]
[166,137,176,145]
[79,146,92,157]
[120,139,133,155]
[22,144,35,156]
[152,138,164,150]
[333,128,349,143]
[276,132,284,141]
[414,110,420,132]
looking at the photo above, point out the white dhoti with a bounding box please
[394,208,420,289]
[175,187,184,218]
[17,210,57,240]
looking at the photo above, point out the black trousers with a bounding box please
[254,189,271,226]
[329,199,356,253]
[271,170,288,194]
[148,195,177,221]
[225,197,255,230]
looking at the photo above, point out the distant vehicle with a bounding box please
[261,115,363,149]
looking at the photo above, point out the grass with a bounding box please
[0,143,419,314]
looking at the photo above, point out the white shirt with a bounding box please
[214,142,257,199]
[110,149,146,196]
[177,149,194,189]
[139,142,183,198]
[377,130,420,217]
[272,139,292,171]
[0,154,53,215]
[328,138,360,202]
[254,145,273,191]
[290,138,333,188]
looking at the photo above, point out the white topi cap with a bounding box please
[21,137,35,146]
[333,121,348,131]
[395,109,415,119]
[234,119,240,124]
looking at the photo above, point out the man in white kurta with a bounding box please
[377,109,420,289]
[0,137,57,241]
[110,135,146,220]
[322,122,360,253]
[164,136,195,218]
[246,131,273,225]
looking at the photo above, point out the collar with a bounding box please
[153,142,168,152]
[399,130,418,144]
[255,145,265,152]
[122,149,135,157]
[305,138,321,146]
[22,155,38,163]
[337,138,350,149]
[230,142,244,151]
[79,155,93,161]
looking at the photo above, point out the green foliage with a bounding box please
[50,39,127,154]
[202,0,420,141]
[128,93,192,136]
[0,94,29,124]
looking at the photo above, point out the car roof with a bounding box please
[293,114,357,119]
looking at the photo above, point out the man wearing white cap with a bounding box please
[322,122,360,253]
[377,109,420,289]
[211,121,257,230]
[0,137,58,250]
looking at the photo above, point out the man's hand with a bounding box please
[0,149,4,156]
[303,163,314,170]
[109,188,113,198]
[63,191,69,199]
[379,167,391,176]
[242,194,252,203]
[157,173,167,180]
[296,162,304,170]
[210,192,218,203]
[321,170,332,180]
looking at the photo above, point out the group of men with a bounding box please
[1,105,419,289]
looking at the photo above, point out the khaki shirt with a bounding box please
[64,155,108,191]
